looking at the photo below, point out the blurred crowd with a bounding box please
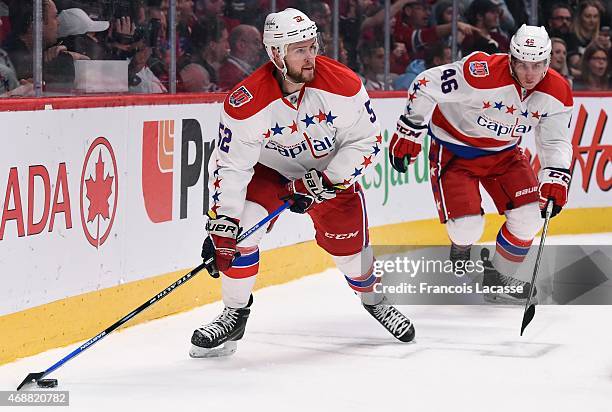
[0,0,611,97]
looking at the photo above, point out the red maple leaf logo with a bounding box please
[85,151,114,223]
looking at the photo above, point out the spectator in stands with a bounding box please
[0,13,26,96]
[451,0,516,34]
[57,8,110,60]
[550,37,573,86]
[394,0,479,61]
[454,0,517,35]
[0,0,10,45]
[567,0,605,78]
[461,0,509,55]
[339,0,380,70]
[0,50,18,94]
[495,0,516,34]
[143,4,170,90]
[434,0,454,25]
[5,0,89,93]
[363,0,413,36]
[353,0,413,61]
[432,0,466,57]
[195,0,240,32]
[128,38,167,93]
[390,41,410,74]
[359,41,396,90]
[217,24,263,91]
[546,3,582,73]
[573,0,604,51]
[224,0,265,27]
[573,41,609,90]
[179,62,215,92]
[504,0,528,29]
[178,0,196,24]
[308,1,332,36]
[547,4,576,45]
[394,41,451,90]
[320,31,349,66]
[177,0,196,54]
[191,18,228,87]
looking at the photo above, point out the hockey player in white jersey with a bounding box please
[190,8,414,357]
[389,25,573,303]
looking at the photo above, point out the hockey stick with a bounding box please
[16,201,291,391]
[520,200,553,336]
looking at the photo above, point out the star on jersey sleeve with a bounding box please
[209,109,265,220]
[323,85,383,187]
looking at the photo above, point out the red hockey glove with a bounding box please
[204,211,241,272]
[282,169,337,214]
[538,167,571,218]
[389,115,428,173]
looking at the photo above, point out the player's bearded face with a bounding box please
[511,58,548,90]
[284,39,319,83]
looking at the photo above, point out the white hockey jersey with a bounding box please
[402,51,574,167]
[210,56,382,219]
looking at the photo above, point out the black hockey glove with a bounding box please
[281,169,337,213]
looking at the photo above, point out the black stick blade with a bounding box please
[17,372,45,391]
[520,304,536,336]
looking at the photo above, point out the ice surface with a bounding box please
[1,234,611,411]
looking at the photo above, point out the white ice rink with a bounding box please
[1,233,611,412]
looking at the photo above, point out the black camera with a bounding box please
[133,18,162,49]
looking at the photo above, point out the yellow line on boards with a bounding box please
[1,207,610,365]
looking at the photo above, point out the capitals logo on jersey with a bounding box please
[229,86,253,108]
[469,61,489,77]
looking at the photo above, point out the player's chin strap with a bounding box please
[272,41,319,87]
[272,59,305,87]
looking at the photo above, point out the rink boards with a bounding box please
[0,92,610,364]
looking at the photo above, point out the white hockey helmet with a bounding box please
[509,24,552,65]
[263,8,318,76]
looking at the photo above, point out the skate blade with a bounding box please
[484,293,538,305]
[189,341,237,358]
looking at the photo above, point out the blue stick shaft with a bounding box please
[39,201,291,378]
[238,201,290,242]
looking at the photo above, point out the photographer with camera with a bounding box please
[105,2,167,93]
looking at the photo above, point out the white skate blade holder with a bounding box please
[189,341,238,358]
[484,293,538,305]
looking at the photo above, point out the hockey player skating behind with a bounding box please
[190,8,414,358]
[389,25,573,303]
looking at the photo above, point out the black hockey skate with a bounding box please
[363,302,415,342]
[189,295,253,358]
[480,249,537,304]
[450,243,471,277]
